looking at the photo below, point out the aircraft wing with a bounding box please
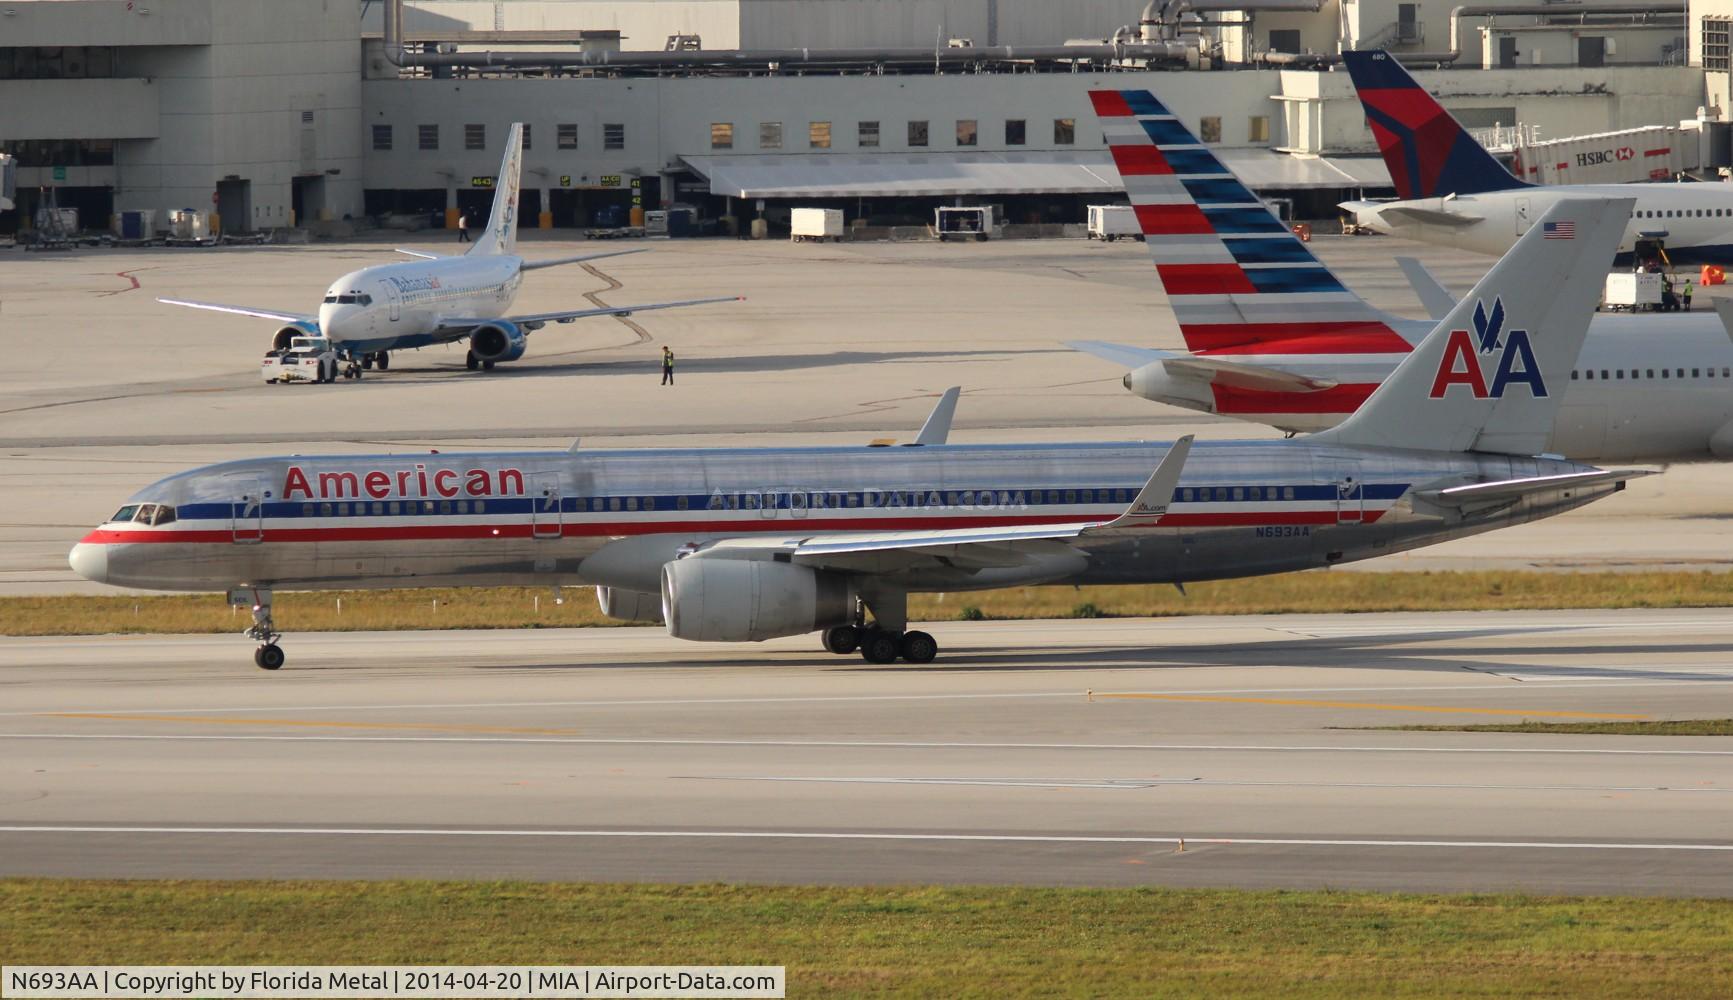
[1395,256,1458,321]
[437,296,744,333]
[687,437,1193,573]
[157,297,317,325]
[1712,298,1733,343]
[1378,205,1481,227]
[1414,469,1655,508]
[395,248,446,260]
[519,248,649,271]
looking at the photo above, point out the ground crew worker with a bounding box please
[1683,278,1695,312]
[661,346,675,385]
[457,212,471,243]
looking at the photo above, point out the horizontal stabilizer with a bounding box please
[395,248,445,260]
[1162,357,1338,393]
[1416,469,1655,507]
[1396,256,1458,321]
[1379,205,1482,228]
[1067,340,1168,369]
[1713,298,1733,344]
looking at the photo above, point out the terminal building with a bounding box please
[0,0,1721,236]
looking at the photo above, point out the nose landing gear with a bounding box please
[239,589,285,670]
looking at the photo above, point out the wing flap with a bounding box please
[1378,205,1481,227]
[1416,468,1655,507]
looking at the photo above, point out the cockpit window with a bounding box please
[110,505,141,523]
[146,505,176,526]
[323,294,338,303]
[337,294,358,304]
[358,294,373,305]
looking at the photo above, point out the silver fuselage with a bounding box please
[72,441,1614,596]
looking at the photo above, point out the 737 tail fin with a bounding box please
[1089,89,1417,357]
[468,122,524,257]
[1319,197,1632,455]
[1341,50,1528,200]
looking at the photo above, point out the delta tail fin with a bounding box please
[468,122,524,257]
[1089,89,1418,357]
[1341,50,1528,200]
[1319,197,1632,455]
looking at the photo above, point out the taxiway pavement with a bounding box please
[3,609,1731,894]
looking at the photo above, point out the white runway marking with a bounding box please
[688,775,1733,793]
[5,732,1733,755]
[7,676,1733,718]
[1,825,1730,852]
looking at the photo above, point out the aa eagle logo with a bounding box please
[1427,297,1546,400]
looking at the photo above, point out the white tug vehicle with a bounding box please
[261,336,357,384]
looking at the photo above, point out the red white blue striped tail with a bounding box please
[1089,89,1415,358]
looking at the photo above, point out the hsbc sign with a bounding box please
[1574,147,1637,167]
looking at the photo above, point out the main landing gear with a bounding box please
[360,351,391,371]
[820,592,937,664]
[464,350,496,372]
[243,590,285,670]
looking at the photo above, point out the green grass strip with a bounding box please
[10,570,1733,636]
[3,880,1731,998]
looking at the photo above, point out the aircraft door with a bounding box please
[1334,469,1365,525]
[384,280,401,322]
[1515,197,1533,235]
[531,473,562,540]
[230,476,267,544]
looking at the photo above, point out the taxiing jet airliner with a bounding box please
[160,123,738,375]
[71,193,1648,670]
[1071,87,1733,461]
[1336,50,1733,264]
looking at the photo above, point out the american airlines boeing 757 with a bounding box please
[72,191,1647,669]
[159,123,739,376]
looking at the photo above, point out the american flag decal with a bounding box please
[1542,221,1576,239]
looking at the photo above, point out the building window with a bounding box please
[710,122,734,149]
[418,124,439,150]
[1054,118,1076,144]
[372,124,392,151]
[1707,17,1731,70]
[465,124,485,150]
[1200,116,1222,143]
[859,121,880,147]
[809,121,832,148]
[760,121,783,149]
[1249,115,1270,143]
[956,119,978,146]
[1005,119,1026,145]
[603,123,625,150]
[557,123,578,149]
[908,120,930,147]
[521,124,531,149]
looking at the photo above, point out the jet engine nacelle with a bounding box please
[661,558,857,642]
[469,321,528,364]
[595,586,664,624]
[1125,362,1213,414]
[271,321,323,352]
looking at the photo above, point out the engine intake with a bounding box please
[661,558,856,642]
[595,586,664,624]
[271,321,322,352]
[469,322,527,364]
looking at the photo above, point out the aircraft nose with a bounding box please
[68,542,108,584]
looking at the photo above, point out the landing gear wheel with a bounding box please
[859,630,900,664]
[377,351,390,371]
[253,644,285,670]
[822,625,861,654]
[482,359,496,371]
[465,350,480,371]
[361,353,374,370]
[899,630,938,664]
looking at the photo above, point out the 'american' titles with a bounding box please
[284,464,526,501]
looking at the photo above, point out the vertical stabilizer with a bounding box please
[1319,198,1632,455]
[468,122,524,257]
[1341,50,1528,199]
[1089,88,1416,356]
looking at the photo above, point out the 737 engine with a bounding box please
[661,559,857,642]
[595,586,665,624]
[271,320,323,352]
[468,321,527,364]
